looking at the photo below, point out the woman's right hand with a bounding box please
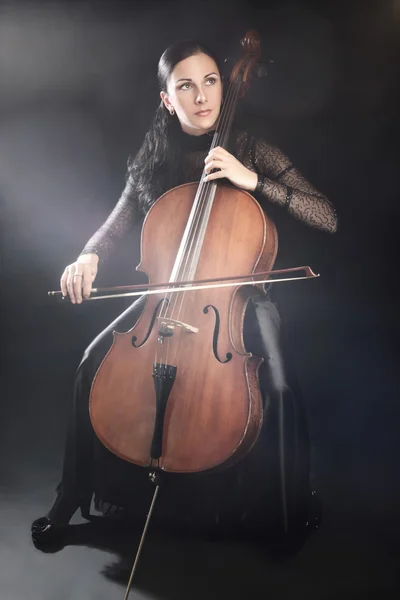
[60,253,99,304]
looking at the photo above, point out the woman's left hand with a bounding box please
[204,146,258,191]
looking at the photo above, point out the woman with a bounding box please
[32,39,337,547]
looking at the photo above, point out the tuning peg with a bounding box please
[256,59,274,79]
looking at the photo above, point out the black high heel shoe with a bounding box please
[31,493,92,548]
[31,516,65,547]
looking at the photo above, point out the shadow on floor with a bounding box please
[34,515,317,600]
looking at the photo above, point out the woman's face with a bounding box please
[160,52,223,136]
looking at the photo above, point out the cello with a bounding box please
[90,31,275,475]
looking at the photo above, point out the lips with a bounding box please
[195,109,212,116]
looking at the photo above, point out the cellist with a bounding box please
[32,39,338,548]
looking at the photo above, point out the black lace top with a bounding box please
[81,129,338,262]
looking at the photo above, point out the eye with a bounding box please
[179,82,192,90]
[205,77,217,85]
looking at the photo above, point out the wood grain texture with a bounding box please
[90,183,277,473]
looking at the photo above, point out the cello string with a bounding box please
[176,80,240,285]
[159,79,235,364]
[161,79,241,366]
[156,76,238,330]
[164,77,238,308]
[167,94,237,316]
[159,93,239,369]
[168,79,240,307]
[156,76,241,368]
[168,80,241,326]
[157,80,239,369]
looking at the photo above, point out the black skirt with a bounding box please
[57,291,312,537]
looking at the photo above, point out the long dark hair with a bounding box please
[127,40,221,215]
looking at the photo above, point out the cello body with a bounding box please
[89,182,277,473]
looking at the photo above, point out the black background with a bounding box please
[0,0,399,598]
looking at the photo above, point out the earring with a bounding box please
[169,107,175,116]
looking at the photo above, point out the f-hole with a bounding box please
[132,298,170,348]
[203,304,232,363]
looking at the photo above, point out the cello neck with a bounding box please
[209,77,241,151]
[169,32,262,284]
[167,82,241,284]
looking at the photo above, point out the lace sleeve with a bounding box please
[249,137,338,234]
[80,176,140,262]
